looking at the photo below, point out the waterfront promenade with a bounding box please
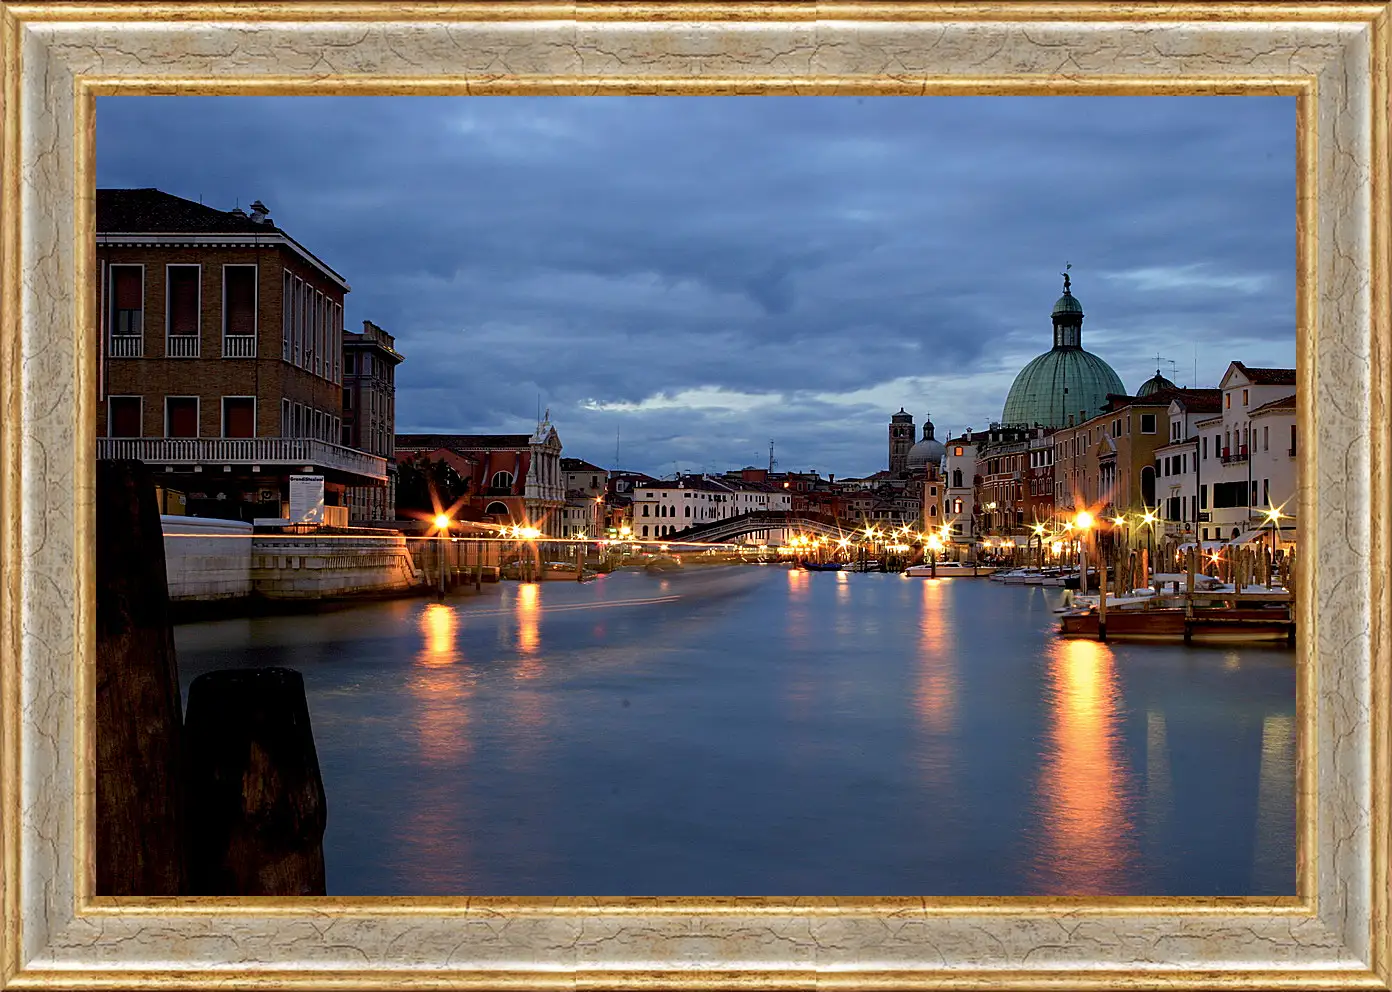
[174,566,1296,897]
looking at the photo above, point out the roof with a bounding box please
[1168,388,1222,413]
[1136,370,1178,397]
[1249,393,1297,416]
[1051,290,1084,317]
[1001,346,1126,428]
[561,457,607,472]
[396,433,534,451]
[98,188,284,235]
[97,188,349,290]
[1233,362,1297,386]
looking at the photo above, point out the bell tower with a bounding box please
[889,408,914,476]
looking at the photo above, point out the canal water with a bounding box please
[174,565,1297,897]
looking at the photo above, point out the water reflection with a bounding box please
[1032,638,1139,894]
[1251,713,1296,893]
[516,582,541,662]
[411,603,472,766]
[914,579,955,733]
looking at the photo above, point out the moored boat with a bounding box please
[1058,606,1293,643]
[904,561,996,578]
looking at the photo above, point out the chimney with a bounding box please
[249,200,270,224]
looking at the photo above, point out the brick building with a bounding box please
[342,320,404,521]
[395,421,566,535]
[95,188,387,520]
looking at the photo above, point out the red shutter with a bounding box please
[224,398,255,438]
[113,267,142,309]
[167,267,199,335]
[167,398,198,438]
[109,397,141,438]
[224,267,257,336]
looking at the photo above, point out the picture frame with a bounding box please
[1,2,1388,988]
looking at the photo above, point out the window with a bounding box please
[1225,392,1232,409]
[642,525,649,537]
[642,504,650,517]
[484,501,510,516]
[281,398,291,436]
[1264,425,1269,451]
[165,265,200,346]
[343,388,353,410]
[1242,388,1249,406]
[490,471,514,489]
[1290,424,1297,455]
[1263,479,1270,506]
[345,351,357,375]
[929,505,938,517]
[1202,436,1208,460]
[684,505,691,518]
[282,271,293,361]
[222,265,257,355]
[107,396,141,438]
[165,397,199,438]
[1140,414,1156,434]
[109,266,144,355]
[222,397,256,438]
[954,446,963,456]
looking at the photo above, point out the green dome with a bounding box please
[1001,347,1126,428]
[1052,291,1084,316]
[1137,370,1177,396]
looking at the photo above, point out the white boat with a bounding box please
[904,561,996,578]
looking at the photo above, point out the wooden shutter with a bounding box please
[167,267,199,335]
[224,267,257,336]
[167,398,198,438]
[109,397,141,438]
[223,398,255,438]
[113,267,142,309]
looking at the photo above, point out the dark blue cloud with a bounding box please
[97,95,1295,477]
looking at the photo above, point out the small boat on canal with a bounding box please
[1058,605,1294,643]
[903,561,996,578]
[801,561,844,572]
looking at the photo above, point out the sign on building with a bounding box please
[288,474,325,524]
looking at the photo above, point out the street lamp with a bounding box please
[431,513,452,596]
[1074,510,1094,594]
[926,533,943,578]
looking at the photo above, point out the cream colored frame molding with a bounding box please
[1,2,1389,989]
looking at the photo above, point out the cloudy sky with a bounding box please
[97,96,1295,478]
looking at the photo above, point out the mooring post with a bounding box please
[184,667,328,896]
[95,459,188,896]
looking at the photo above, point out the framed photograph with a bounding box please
[2,2,1389,988]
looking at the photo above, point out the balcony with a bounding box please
[96,436,388,482]
[165,334,200,358]
[1221,445,1249,465]
[221,335,257,358]
[108,335,143,358]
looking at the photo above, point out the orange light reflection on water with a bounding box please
[1031,637,1139,895]
[411,602,473,766]
[516,582,541,662]
[914,578,954,733]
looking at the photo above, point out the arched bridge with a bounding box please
[665,511,849,545]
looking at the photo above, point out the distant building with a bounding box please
[395,417,565,534]
[94,188,385,522]
[342,320,404,521]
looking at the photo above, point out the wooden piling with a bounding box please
[184,667,328,896]
[95,459,188,896]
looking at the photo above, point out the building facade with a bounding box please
[395,420,566,534]
[95,188,386,521]
[342,320,404,521]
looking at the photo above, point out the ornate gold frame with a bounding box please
[1,2,1388,988]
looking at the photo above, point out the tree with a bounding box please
[395,453,470,519]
